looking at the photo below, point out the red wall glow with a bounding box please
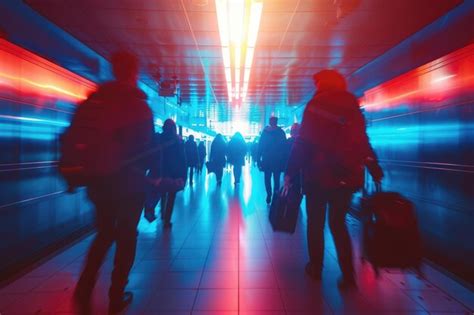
[360,43,474,112]
[0,38,96,104]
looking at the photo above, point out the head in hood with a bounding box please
[269,116,278,128]
[111,51,139,84]
[313,69,347,92]
[163,118,177,136]
[231,132,244,142]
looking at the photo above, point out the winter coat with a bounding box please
[150,132,187,180]
[286,88,383,190]
[184,139,199,167]
[210,138,227,168]
[227,137,247,166]
[257,126,287,172]
[83,81,154,193]
[198,143,206,165]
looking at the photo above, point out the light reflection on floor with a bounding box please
[0,162,473,314]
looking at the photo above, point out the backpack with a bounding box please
[308,92,369,187]
[59,95,123,189]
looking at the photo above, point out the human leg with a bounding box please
[327,189,356,285]
[264,171,272,203]
[189,167,194,185]
[216,167,223,185]
[234,165,242,184]
[109,193,144,301]
[75,187,116,313]
[162,192,176,226]
[77,188,116,293]
[305,189,327,279]
[144,187,160,222]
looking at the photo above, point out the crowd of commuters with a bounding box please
[69,51,382,314]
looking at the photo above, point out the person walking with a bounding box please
[157,118,187,229]
[197,141,207,174]
[209,134,227,186]
[184,134,198,186]
[227,132,247,185]
[285,69,383,289]
[285,122,301,192]
[73,51,154,314]
[257,116,287,204]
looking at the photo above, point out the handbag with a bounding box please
[269,186,302,234]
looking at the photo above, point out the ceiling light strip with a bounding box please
[216,0,262,104]
[241,2,262,101]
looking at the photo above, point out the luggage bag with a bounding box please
[269,186,302,234]
[361,186,422,277]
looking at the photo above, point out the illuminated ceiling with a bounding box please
[25,0,461,134]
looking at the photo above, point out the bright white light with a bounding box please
[247,2,263,47]
[241,2,262,102]
[432,74,456,83]
[216,0,263,104]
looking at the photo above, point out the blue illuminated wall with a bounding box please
[348,1,474,285]
[0,38,100,277]
[0,0,110,278]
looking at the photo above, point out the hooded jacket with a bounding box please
[257,125,287,172]
[286,88,382,190]
[84,81,154,193]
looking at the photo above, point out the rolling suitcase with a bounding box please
[269,186,302,234]
[361,185,422,277]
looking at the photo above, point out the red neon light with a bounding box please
[0,39,96,103]
[361,43,474,111]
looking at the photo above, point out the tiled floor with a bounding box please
[1,163,473,314]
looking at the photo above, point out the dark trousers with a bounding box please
[78,187,144,300]
[215,167,224,183]
[305,187,355,279]
[233,165,242,183]
[264,170,281,196]
[188,166,194,185]
[145,187,161,212]
[161,191,177,223]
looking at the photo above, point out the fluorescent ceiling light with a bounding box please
[216,0,263,105]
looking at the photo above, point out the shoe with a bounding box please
[73,285,92,315]
[108,291,133,314]
[305,262,321,280]
[337,275,357,290]
[266,194,271,204]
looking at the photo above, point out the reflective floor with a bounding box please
[0,163,473,314]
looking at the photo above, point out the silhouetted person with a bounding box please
[157,119,186,228]
[145,119,186,228]
[210,134,227,185]
[250,138,259,166]
[74,51,154,314]
[285,122,301,192]
[227,132,247,185]
[285,70,383,289]
[184,134,198,186]
[257,116,287,204]
[197,141,206,174]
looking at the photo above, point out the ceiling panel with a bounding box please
[25,0,462,133]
